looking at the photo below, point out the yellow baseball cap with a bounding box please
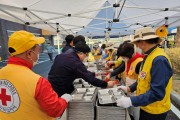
[8,30,45,56]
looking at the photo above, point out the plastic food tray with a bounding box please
[67,87,98,120]
[98,88,125,104]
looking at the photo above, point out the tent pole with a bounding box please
[105,1,108,28]
[29,5,114,24]
[56,23,60,54]
[58,25,70,34]
[124,5,180,12]
[85,26,105,30]
[57,32,60,54]
[165,8,180,12]
[38,22,110,31]
[124,5,166,11]
[61,27,81,31]
[29,8,67,16]
[30,14,112,24]
[118,0,126,18]
[33,22,81,32]
[30,15,68,24]
[26,0,42,8]
[119,11,162,21]
[0,3,174,13]
[169,18,180,27]
[0,4,22,11]
[153,19,165,27]
[60,24,81,28]
[1,3,177,13]
[142,16,180,27]
[71,6,113,15]
[88,22,107,27]
[31,5,164,24]
[70,30,74,34]
[27,10,57,30]
[30,15,111,24]
[114,0,118,19]
[0,8,25,23]
[29,5,113,16]
[164,18,169,52]
[73,15,112,21]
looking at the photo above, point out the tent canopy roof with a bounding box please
[0,0,180,37]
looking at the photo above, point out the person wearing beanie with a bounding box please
[0,30,72,120]
[62,34,74,53]
[48,42,115,97]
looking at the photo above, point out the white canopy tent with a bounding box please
[0,0,180,37]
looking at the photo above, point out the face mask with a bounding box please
[122,58,129,62]
[136,47,142,54]
[31,51,39,66]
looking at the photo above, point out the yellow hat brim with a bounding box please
[31,37,45,44]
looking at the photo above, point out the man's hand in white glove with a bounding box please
[116,96,132,108]
[117,86,130,93]
[61,94,73,103]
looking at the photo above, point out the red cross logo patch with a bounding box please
[0,88,11,106]
[0,80,20,113]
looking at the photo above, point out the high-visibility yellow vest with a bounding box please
[136,47,172,114]
[92,47,102,60]
[0,64,54,120]
[88,52,95,62]
[114,57,123,67]
[125,57,143,86]
[105,50,116,61]
[113,57,123,78]
[126,57,143,80]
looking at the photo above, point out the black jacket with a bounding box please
[62,44,72,53]
[110,61,142,77]
[48,50,107,97]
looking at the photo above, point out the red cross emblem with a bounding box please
[0,88,11,106]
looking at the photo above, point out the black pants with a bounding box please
[139,109,168,120]
[48,53,53,61]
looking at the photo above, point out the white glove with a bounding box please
[61,94,72,103]
[116,96,132,108]
[109,69,113,72]
[117,86,128,93]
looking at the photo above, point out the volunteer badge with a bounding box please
[0,79,20,113]
[140,71,146,79]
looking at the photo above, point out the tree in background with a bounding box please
[175,26,180,47]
